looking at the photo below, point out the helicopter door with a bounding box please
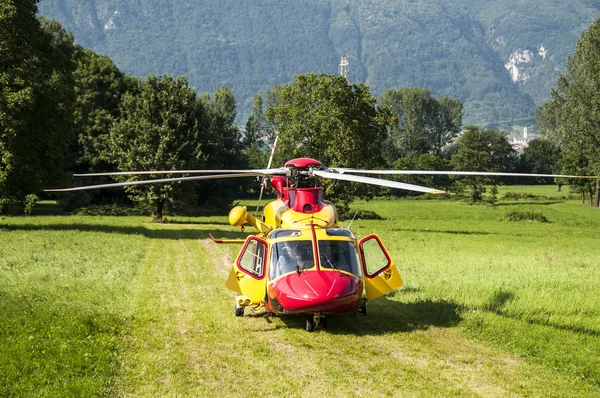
[358,234,403,301]
[225,236,268,303]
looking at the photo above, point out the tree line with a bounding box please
[537,16,600,207]
[2,1,598,219]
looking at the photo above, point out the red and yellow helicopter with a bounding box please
[46,157,589,332]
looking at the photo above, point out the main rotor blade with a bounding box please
[45,173,264,192]
[312,170,445,194]
[73,168,288,177]
[334,169,597,179]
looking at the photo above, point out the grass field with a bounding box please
[1,187,599,397]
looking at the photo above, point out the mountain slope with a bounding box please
[38,0,600,129]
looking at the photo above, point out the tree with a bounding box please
[212,86,236,125]
[244,94,270,170]
[522,138,561,175]
[561,150,597,205]
[1,2,75,211]
[196,88,245,208]
[437,95,464,155]
[56,48,140,211]
[378,88,462,160]
[245,94,266,146]
[513,137,561,187]
[199,88,243,166]
[71,48,138,172]
[537,17,600,206]
[391,154,453,195]
[519,138,563,188]
[451,126,516,202]
[108,75,205,221]
[266,73,391,214]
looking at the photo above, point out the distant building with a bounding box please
[338,56,348,80]
[510,127,532,152]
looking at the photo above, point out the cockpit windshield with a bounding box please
[269,240,315,279]
[318,240,361,276]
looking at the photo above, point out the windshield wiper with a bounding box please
[322,253,338,270]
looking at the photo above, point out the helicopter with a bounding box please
[46,157,593,332]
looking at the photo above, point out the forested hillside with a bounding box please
[38,0,599,129]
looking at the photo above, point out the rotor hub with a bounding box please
[284,158,323,169]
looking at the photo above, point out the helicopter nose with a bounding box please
[268,271,361,314]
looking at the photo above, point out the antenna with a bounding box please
[338,56,349,80]
[254,133,279,218]
[347,211,359,229]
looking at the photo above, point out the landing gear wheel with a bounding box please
[234,301,244,317]
[320,317,328,330]
[356,302,367,316]
[306,317,315,332]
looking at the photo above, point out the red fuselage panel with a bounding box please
[267,271,362,314]
[285,187,326,213]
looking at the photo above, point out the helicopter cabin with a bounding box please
[226,225,403,315]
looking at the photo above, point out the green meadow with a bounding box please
[1,187,599,397]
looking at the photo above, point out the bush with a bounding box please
[502,191,577,201]
[486,185,499,205]
[24,194,39,216]
[74,204,147,216]
[503,191,539,200]
[341,209,385,220]
[0,198,15,215]
[502,210,549,223]
[395,192,455,201]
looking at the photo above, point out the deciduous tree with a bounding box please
[378,88,462,160]
[197,87,244,208]
[244,94,270,170]
[266,73,391,214]
[537,16,600,206]
[451,126,515,202]
[522,138,561,175]
[108,75,205,221]
[0,2,75,211]
[71,48,138,172]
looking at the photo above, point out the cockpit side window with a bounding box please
[269,240,314,279]
[238,238,267,278]
[318,240,361,276]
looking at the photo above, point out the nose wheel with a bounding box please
[235,301,244,317]
[356,301,367,316]
[306,314,327,332]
